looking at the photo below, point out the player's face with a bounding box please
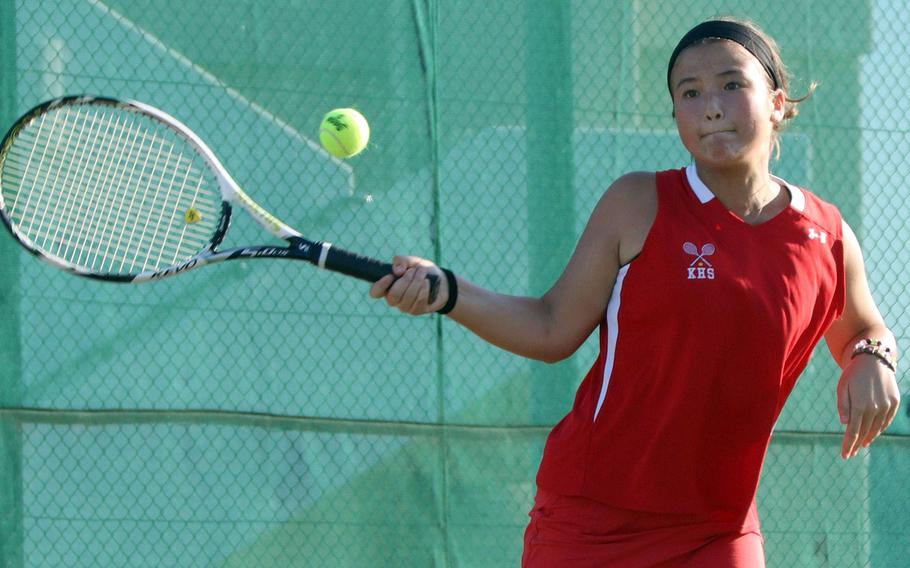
[669,40,784,167]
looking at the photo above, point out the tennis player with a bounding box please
[370,17,900,567]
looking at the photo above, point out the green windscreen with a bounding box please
[1,1,907,567]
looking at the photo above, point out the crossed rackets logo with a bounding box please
[683,241,716,280]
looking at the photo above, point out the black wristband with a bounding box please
[436,268,458,315]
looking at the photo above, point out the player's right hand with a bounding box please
[370,255,447,315]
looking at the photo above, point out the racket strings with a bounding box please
[3,109,208,269]
[8,117,203,233]
[1,103,221,273]
[18,109,214,268]
[25,111,161,269]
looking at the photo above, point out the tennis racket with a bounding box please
[683,241,715,266]
[0,95,438,299]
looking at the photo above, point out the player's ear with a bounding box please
[769,88,785,124]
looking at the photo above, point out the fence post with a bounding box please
[0,1,24,566]
[524,1,577,424]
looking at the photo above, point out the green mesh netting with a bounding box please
[1,1,907,566]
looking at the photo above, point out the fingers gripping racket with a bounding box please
[0,96,438,299]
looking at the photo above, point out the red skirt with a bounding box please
[522,490,764,567]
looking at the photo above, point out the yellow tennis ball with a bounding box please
[319,108,370,158]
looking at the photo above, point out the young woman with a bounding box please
[370,18,900,567]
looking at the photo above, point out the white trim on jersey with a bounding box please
[685,164,807,213]
[686,164,715,204]
[593,263,630,422]
[774,174,806,212]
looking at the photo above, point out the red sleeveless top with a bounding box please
[535,166,846,515]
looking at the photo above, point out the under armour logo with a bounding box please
[808,228,828,243]
[684,242,716,280]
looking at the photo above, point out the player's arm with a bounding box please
[371,172,655,363]
[823,220,900,459]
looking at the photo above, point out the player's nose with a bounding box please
[704,94,723,120]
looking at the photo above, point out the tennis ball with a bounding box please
[319,108,370,158]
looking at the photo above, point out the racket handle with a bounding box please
[321,244,441,304]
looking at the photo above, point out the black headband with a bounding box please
[667,20,781,94]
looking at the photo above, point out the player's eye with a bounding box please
[681,89,698,99]
[724,81,742,91]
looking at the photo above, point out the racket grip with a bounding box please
[322,244,441,304]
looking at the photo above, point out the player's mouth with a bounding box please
[701,129,735,138]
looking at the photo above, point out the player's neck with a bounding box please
[695,163,789,225]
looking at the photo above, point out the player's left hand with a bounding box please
[837,356,900,459]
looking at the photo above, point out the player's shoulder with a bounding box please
[788,182,844,237]
[593,172,659,261]
[600,171,658,214]
[609,170,657,193]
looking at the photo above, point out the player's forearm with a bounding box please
[445,276,570,363]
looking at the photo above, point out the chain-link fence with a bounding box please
[0,0,907,566]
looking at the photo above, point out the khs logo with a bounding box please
[684,241,716,280]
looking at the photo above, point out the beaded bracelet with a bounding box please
[851,338,897,374]
[436,268,458,315]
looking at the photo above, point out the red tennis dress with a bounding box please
[525,166,846,566]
